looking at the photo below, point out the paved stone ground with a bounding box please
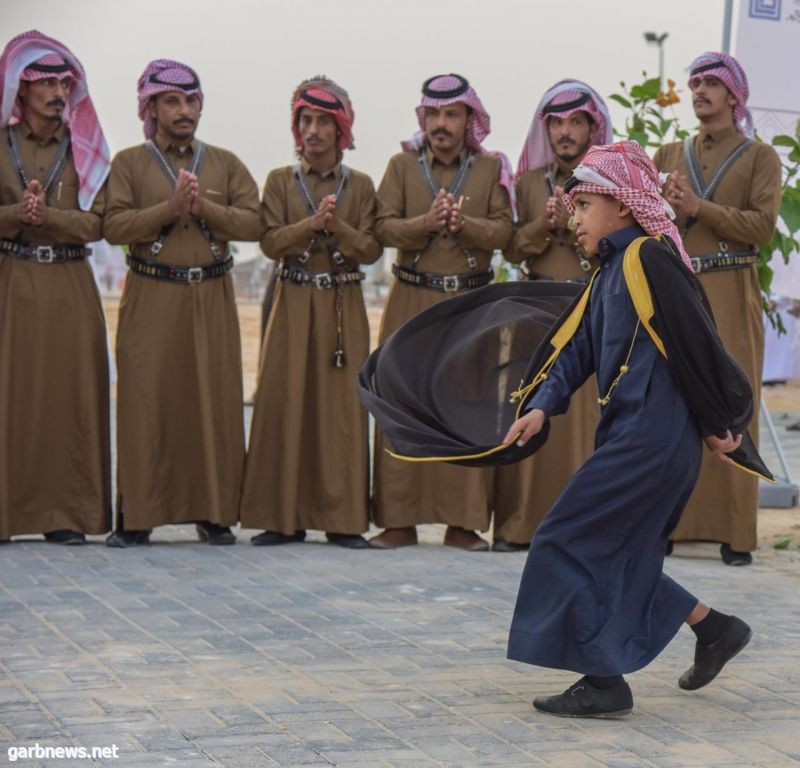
[1,412,799,767]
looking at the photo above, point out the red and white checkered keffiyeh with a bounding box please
[402,73,515,211]
[563,141,693,271]
[517,79,613,176]
[137,59,203,139]
[688,52,753,137]
[0,30,110,210]
[291,76,355,154]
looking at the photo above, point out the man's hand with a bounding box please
[308,194,338,234]
[424,188,449,233]
[445,192,464,233]
[169,169,198,217]
[664,172,700,217]
[704,430,743,465]
[22,180,48,226]
[545,185,570,230]
[503,408,546,447]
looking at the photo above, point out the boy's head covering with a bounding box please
[517,80,613,176]
[137,59,203,139]
[291,76,355,154]
[688,52,752,136]
[0,29,110,210]
[563,140,693,270]
[402,73,515,210]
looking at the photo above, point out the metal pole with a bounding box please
[761,399,795,483]
[659,43,665,91]
[722,0,734,53]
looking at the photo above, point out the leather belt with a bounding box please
[691,250,758,275]
[278,264,365,289]
[392,263,493,292]
[0,238,90,263]
[127,253,234,284]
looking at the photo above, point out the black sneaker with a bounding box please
[492,538,530,552]
[44,530,86,545]
[106,530,151,548]
[533,677,633,719]
[251,530,305,546]
[720,543,752,566]
[326,533,370,549]
[196,522,236,545]
[679,615,752,690]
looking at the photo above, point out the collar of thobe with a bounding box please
[699,125,738,146]
[19,120,66,145]
[301,157,341,180]
[153,136,198,156]
[597,225,646,262]
[426,145,468,168]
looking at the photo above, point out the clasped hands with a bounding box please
[663,171,700,217]
[15,180,48,226]
[424,189,465,234]
[308,194,338,235]
[545,185,570,231]
[169,168,205,218]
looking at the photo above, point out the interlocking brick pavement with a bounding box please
[0,411,798,767]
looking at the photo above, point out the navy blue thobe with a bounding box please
[507,226,701,676]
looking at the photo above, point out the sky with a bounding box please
[3,0,730,189]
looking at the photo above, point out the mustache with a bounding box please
[557,138,576,145]
[46,99,66,108]
[173,118,196,126]
[432,129,453,138]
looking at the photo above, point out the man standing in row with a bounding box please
[0,30,111,544]
[104,60,262,547]
[655,53,781,566]
[240,77,380,548]
[371,74,514,550]
[493,81,610,551]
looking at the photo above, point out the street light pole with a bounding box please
[644,31,669,90]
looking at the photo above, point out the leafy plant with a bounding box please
[609,74,689,147]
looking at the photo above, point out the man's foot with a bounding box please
[196,522,236,545]
[369,527,417,549]
[326,533,370,549]
[720,543,752,566]
[444,526,489,551]
[492,538,529,552]
[106,530,151,548]
[44,530,86,545]
[533,677,633,719]
[251,530,305,546]
[679,614,752,690]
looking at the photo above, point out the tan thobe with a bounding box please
[0,122,110,539]
[493,165,600,544]
[240,162,381,534]
[373,149,513,530]
[654,127,781,551]
[104,138,262,530]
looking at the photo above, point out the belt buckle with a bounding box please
[187,267,204,284]
[443,275,460,292]
[314,273,333,289]
[36,246,55,263]
[691,257,703,275]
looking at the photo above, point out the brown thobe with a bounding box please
[104,138,262,530]
[0,122,110,539]
[373,149,513,530]
[654,127,781,551]
[240,161,380,534]
[493,165,600,544]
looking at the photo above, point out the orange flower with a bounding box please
[657,80,680,107]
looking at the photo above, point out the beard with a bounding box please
[553,136,592,163]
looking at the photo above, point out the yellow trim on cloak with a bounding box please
[388,236,772,481]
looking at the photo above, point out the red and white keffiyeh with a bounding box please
[563,141,693,271]
[517,79,612,176]
[137,59,203,139]
[0,30,110,210]
[402,73,515,210]
[291,76,355,154]
[688,52,753,137]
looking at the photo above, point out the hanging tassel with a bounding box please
[333,349,346,368]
